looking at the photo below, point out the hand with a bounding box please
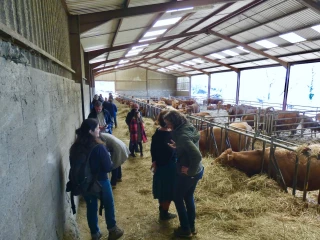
[167,139,176,149]
[151,162,156,173]
[181,166,189,175]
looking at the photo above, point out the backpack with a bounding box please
[66,144,103,214]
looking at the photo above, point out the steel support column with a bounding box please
[282,64,291,110]
[208,74,211,99]
[236,71,241,104]
[69,15,85,120]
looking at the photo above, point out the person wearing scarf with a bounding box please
[129,111,147,157]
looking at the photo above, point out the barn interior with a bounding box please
[1,0,320,239]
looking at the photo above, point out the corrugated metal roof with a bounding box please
[66,0,123,15]
[64,0,320,75]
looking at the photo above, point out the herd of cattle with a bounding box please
[116,96,320,203]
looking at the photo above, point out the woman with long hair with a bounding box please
[151,110,177,220]
[69,118,124,240]
[163,110,204,238]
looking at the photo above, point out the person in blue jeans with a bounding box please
[164,110,204,238]
[69,119,123,240]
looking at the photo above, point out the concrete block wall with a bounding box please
[0,57,82,240]
[95,67,177,98]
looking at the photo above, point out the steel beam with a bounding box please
[282,64,291,110]
[79,0,243,33]
[157,56,209,75]
[87,29,206,60]
[141,62,190,76]
[94,64,137,77]
[91,56,156,69]
[297,0,320,14]
[175,47,239,72]
[208,30,288,68]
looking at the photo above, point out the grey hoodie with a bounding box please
[171,122,203,176]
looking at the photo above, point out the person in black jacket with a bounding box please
[88,101,113,134]
[103,98,118,128]
[69,118,123,240]
[150,110,177,221]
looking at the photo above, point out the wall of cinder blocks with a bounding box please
[0,56,83,239]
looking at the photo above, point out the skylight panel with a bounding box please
[153,17,182,27]
[255,40,277,49]
[144,29,167,38]
[119,60,129,64]
[191,58,204,64]
[132,44,149,50]
[139,38,157,43]
[210,53,225,59]
[166,7,194,13]
[237,46,250,53]
[279,32,306,43]
[222,50,239,56]
[311,24,320,33]
[158,68,168,73]
[182,61,196,65]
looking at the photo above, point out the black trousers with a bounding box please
[129,142,142,154]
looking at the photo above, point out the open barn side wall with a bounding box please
[95,67,176,97]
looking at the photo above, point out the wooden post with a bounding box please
[69,15,85,121]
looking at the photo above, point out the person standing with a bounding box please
[69,118,124,240]
[89,101,113,134]
[163,110,204,238]
[103,98,118,128]
[150,110,177,221]
[129,111,147,157]
[125,103,141,153]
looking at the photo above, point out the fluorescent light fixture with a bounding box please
[279,32,306,43]
[237,46,250,53]
[210,53,225,59]
[191,58,204,64]
[223,50,239,56]
[144,29,167,37]
[166,7,194,13]
[153,17,182,27]
[312,24,320,33]
[119,60,129,64]
[132,44,149,50]
[255,40,278,49]
[139,37,157,43]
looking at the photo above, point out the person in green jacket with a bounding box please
[164,110,204,238]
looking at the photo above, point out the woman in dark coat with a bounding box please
[164,110,204,238]
[150,110,177,220]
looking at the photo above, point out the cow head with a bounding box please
[213,148,234,166]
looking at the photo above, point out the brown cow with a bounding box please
[214,144,320,203]
[199,122,252,157]
[267,111,300,136]
[300,115,320,137]
[207,98,223,105]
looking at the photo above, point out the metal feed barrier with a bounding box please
[118,95,320,203]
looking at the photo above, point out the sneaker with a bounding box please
[108,226,124,240]
[140,153,143,157]
[111,185,116,189]
[174,227,192,238]
[159,211,177,221]
[130,153,136,157]
[117,179,122,182]
[91,231,102,240]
